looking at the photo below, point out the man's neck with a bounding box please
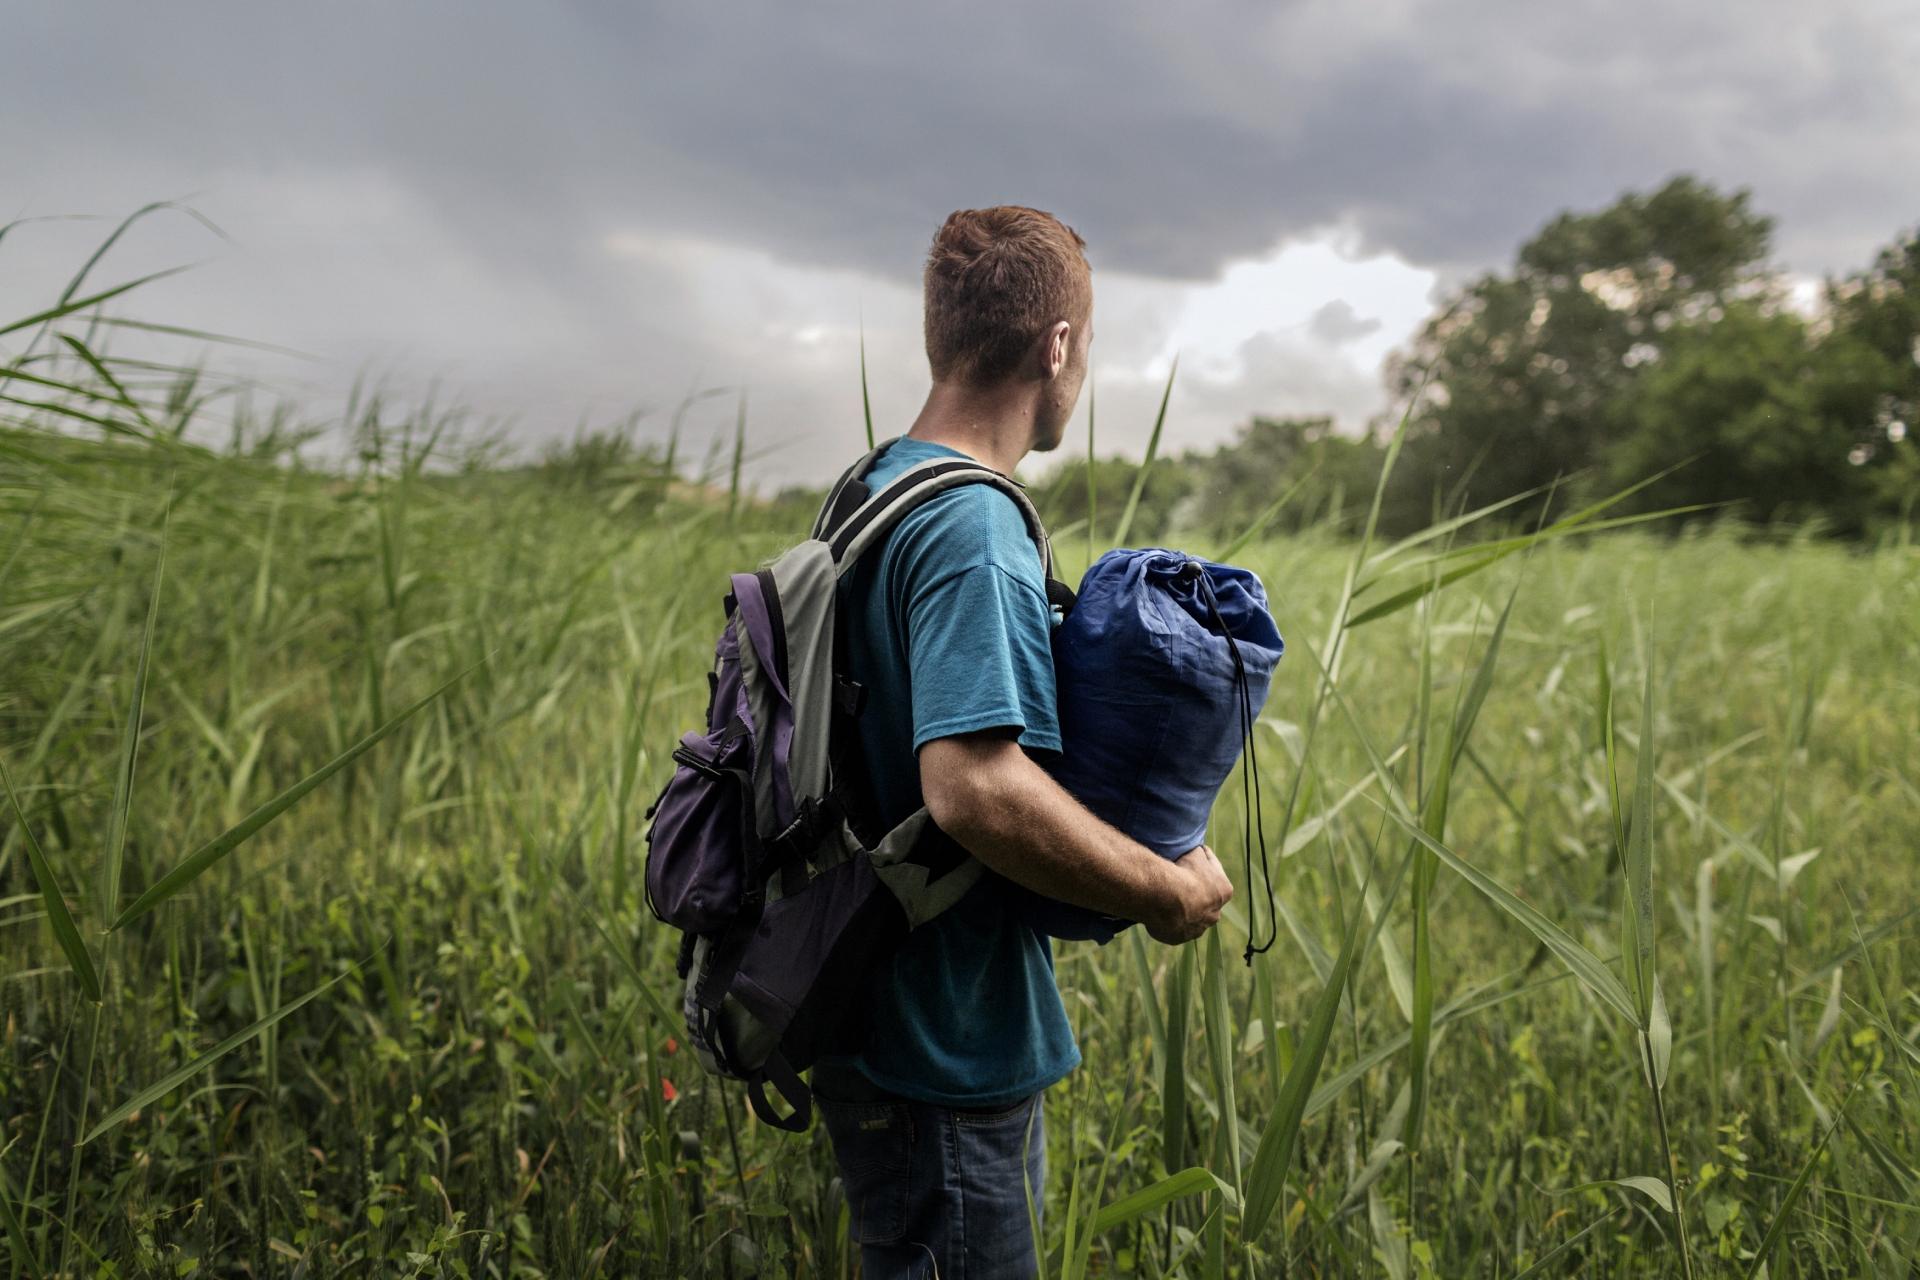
[904,378,1037,476]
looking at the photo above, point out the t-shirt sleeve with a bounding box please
[893,493,1061,756]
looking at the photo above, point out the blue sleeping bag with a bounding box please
[1020,548,1285,944]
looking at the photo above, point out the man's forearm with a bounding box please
[921,736,1175,923]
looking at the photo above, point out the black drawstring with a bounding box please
[1189,563,1277,966]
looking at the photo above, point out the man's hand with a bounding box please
[1144,844,1234,945]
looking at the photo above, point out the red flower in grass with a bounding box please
[661,1076,678,1102]
[664,1036,679,1057]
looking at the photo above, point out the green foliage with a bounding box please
[1037,198,1914,547]
[4,410,1915,1274]
[1826,226,1920,524]
[1385,176,1777,528]
[1034,453,1195,545]
[1181,416,1385,540]
[1376,177,1916,539]
[3,206,1916,1278]
[1829,227,1920,410]
[1035,417,1385,551]
[1603,302,1892,532]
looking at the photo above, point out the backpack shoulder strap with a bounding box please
[810,437,897,541]
[824,455,1058,584]
[811,452,1075,851]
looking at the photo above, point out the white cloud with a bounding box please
[600,228,1445,480]
[1070,232,1439,468]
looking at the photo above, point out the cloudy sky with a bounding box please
[6,1,1917,485]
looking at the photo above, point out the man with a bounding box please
[811,205,1235,1279]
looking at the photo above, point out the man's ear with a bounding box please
[1042,320,1071,379]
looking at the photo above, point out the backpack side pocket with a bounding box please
[644,721,754,932]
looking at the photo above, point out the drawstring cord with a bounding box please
[1189,563,1278,966]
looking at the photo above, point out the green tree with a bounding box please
[1033,454,1195,546]
[1034,418,1388,551]
[1386,176,1776,529]
[1826,227,1920,526]
[1173,416,1385,541]
[1603,302,1890,533]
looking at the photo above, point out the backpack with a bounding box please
[643,438,1076,1132]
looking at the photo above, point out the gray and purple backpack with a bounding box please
[643,439,1075,1132]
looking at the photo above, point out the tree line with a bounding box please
[1037,176,1917,542]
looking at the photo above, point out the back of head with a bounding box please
[923,206,1092,385]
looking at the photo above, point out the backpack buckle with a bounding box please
[767,793,845,871]
[833,677,867,717]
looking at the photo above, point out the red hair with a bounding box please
[923,206,1092,384]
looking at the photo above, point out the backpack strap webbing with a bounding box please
[810,440,891,541]
[747,1050,813,1132]
[813,450,1077,863]
[825,456,1058,584]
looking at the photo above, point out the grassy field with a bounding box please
[3,282,1919,1275]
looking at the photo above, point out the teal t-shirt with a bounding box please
[817,437,1082,1107]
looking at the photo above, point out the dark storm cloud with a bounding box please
[9,0,1916,283]
[3,0,1915,477]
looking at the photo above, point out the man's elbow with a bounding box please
[919,746,985,838]
[918,734,1018,842]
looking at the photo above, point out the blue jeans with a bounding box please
[817,1086,1046,1279]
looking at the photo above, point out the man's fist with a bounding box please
[1146,844,1234,945]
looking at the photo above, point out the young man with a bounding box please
[812,206,1235,1279]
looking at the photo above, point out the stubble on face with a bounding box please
[1032,322,1091,454]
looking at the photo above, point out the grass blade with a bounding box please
[1127,927,1168,1083]
[1840,1111,1915,1194]
[80,967,349,1145]
[0,364,149,412]
[1389,505,1723,578]
[1404,715,1448,1149]
[1163,945,1194,1173]
[727,388,747,524]
[1201,928,1242,1194]
[1085,372,1096,565]
[1347,497,1717,629]
[83,314,311,357]
[0,1150,39,1278]
[112,664,475,929]
[1243,844,1413,1239]
[1216,465,1318,564]
[1093,1166,1234,1234]
[1447,587,1516,776]
[1,757,100,1003]
[1622,657,1659,1020]
[1368,1183,1410,1280]
[859,321,875,450]
[0,268,189,340]
[1307,635,1640,1023]
[51,201,220,311]
[56,334,160,435]
[103,523,166,919]
[0,392,162,444]
[1112,355,1175,548]
[1366,795,1639,1023]
[1743,1085,1854,1279]
[1359,459,1699,588]
[1362,479,1556,570]
[1508,1207,1628,1280]
[1309,972,1569,1117]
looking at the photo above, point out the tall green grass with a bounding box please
[1,227,1916,1276]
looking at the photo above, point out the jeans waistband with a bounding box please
[811,1059,896,1104]
[811,1060,1037,1114]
